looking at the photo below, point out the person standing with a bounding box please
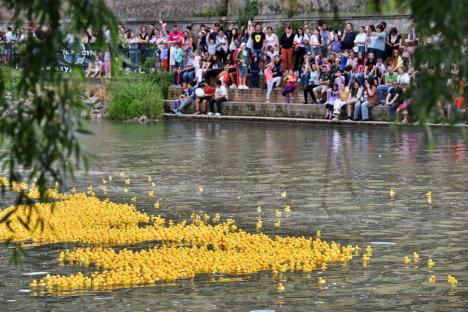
[250,22,266,72]
[318,21,330,57]
[279,26,294,72]
[341,23,356,51]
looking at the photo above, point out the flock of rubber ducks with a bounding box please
[0,177,460,295]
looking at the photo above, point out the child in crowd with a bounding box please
[160,42,169,71]
[236,42,249,89]
[250,54,260,88]
[265,61,282,103]
[86,51,104,78]
[282,70,297,103]
[333,84,350,120]
[104,47,111,78]
[325,84,339,119]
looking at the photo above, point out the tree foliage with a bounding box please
[0,1,117,232]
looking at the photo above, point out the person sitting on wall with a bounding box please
[173,81,197,114]
[208,80,228,116]
[86,51,104,78]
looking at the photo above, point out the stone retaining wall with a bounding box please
[163,100,388,120]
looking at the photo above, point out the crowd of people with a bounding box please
[1,19,465,122]
[156,20,421,121]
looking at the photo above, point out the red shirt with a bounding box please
[168,31,183,44]
[204,86,214,97]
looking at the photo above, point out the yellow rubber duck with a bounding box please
[275,209,281,218]
[131,197,137,203]
[284,205,291,214]
[316,230,321,239]
[276,283,285,292]
[426,192,432,204]
[404,256,411,264]
[317,276,326,284]
[389,189,396,198]
[256,220,262,230]
[148,191,155,197]
[447,275,458,286]
[412,252,419,262]
[101,179,107,185]
[151,182,156,187]
[125,178,132,185]
[274,221,281,227]
[427,259,434,268]
[108,175,112,182]
[281,191,287,198]
[154,201,160,209]
[257,206,262,213]
[30,280,38,288]
[429,275,436,283]
[123,188,129,193]
[198,187,204,193]
[147,176,152,182]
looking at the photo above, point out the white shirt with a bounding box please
[309,34,320,47]
[215,85,228,99]
[6,31,16,43]
[354,33,367,46]
[265,33,278,48]
[293,34,304,46]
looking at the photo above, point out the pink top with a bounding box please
[265,67,273,82]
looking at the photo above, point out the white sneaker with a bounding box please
[244,85,249,89]
[229,84,237,89]
[215,113,221,116]
[207,112,214,116]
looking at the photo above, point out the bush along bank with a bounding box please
[82,71,172,121]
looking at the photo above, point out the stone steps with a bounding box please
[163,100,388,120]
[169,86,304,104]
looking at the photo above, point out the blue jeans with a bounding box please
[182,71,195,83]
[377,85,389,105]
[348,73,365,87]
[251,71,259,88]
[300,72,310,88]
[175,98,194,113]
[354,100,370,120]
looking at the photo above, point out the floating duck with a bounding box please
[412,252,419,262]
[198,187,204,193]
[426,191,432,204]
[125,179,132,185]
[131,197,137,203]
[447,275,458,286]
[366,245,372,256]
[274,221,281,227]
[256,220,262,229]
[70,188,76,193]
[281,191,287,198]
[316,231,321,239]
[148,191,155,197]
[123,188,129,193]
[154,201,160,209]
[389,189,396,198]
[317,276,326,284]
[427,259,434,268]
[151,182,156,187]
[119,172,126,177]
[429,275,436,283]
[102,187,108,195]
[101,179,107,185]
[147,176,152,182]
[257,206,262,213]
[284,205,291,214]
[275,210,281,218]
[108,175,112,182]
[404,256,411,264]
[362,255,369,267]
[30,280,37,288]
[276,283,285,291]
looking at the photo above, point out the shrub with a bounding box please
[108,79,164,120]
[148,71,172,98]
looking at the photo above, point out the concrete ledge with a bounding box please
[163,113,467,128]
[163,100,388,120]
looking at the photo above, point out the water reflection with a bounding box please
[0,120,467,311]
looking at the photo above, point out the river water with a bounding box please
[0,120,467,311]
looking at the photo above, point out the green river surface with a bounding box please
[0,120,467,311]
